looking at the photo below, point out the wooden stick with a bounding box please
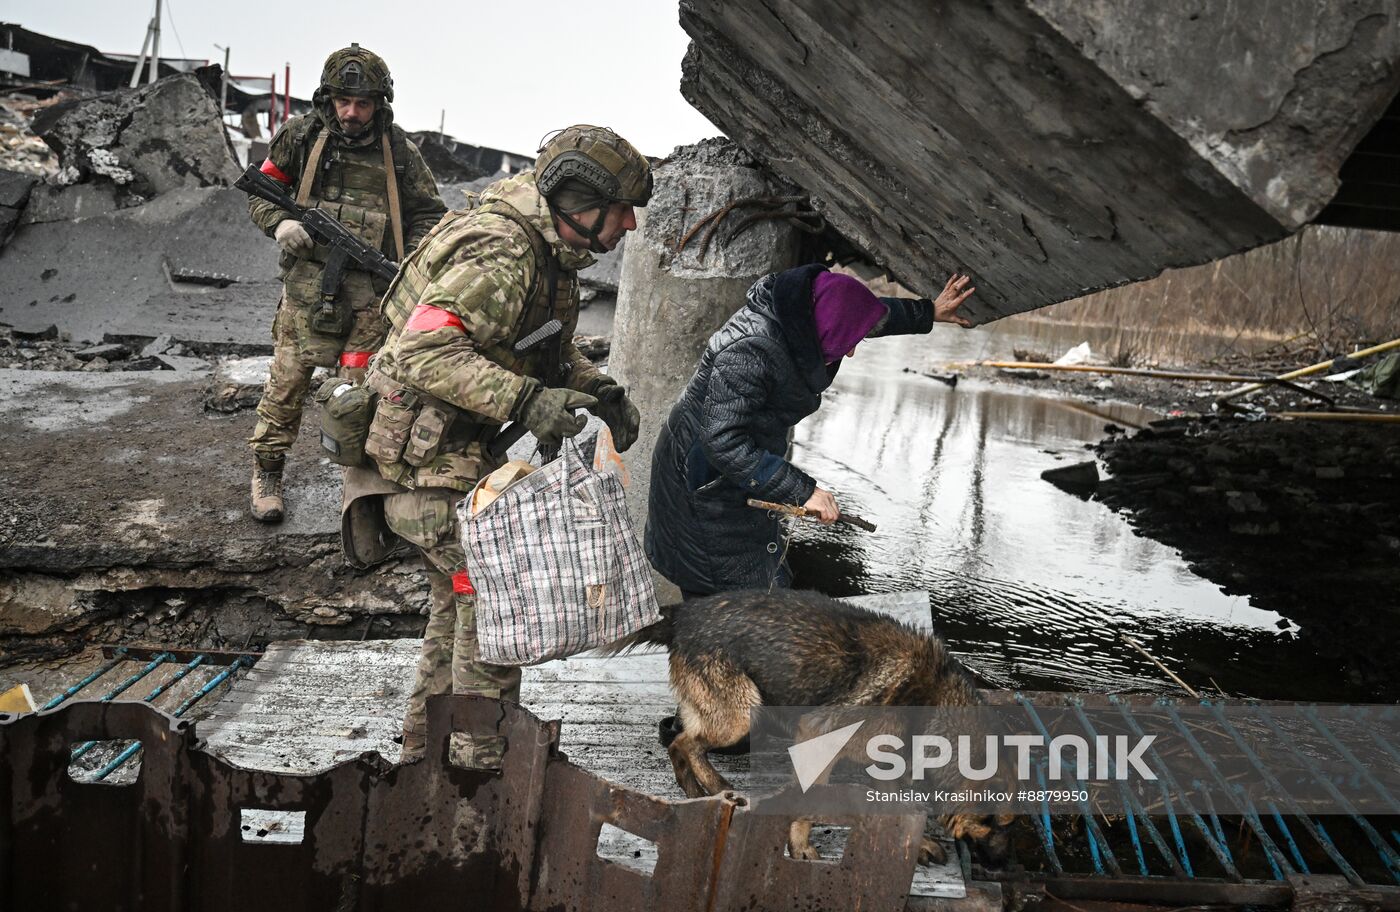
[1215,336,1400,403]
[746,498,877,533]
[964,361,1262,383]
[1276,411,1400,423]
[1119,633,1201,698]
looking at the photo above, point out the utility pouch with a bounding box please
[365,390,418,466]
[314,377,377,467]
[403,404,451,467]
[310,296,352,338]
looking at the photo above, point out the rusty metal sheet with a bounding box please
[712,808,925,912]
[7,694,1400,912]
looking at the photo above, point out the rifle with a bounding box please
[487,319,567,460]
[236,163,400,336]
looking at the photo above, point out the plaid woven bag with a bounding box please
[459,441,660,665]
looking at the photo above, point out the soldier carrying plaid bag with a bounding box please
[347,126,651,761]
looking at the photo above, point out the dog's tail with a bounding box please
[595,605,674,656]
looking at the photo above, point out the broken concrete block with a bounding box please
[678,0,1400,321]
[154,353,210,372]
[74,343,130,362]
[0,168,36,247]
[203,355,271,412]
[0,169,36,210]
[18,182,122,226]
[141,334,174,357]
[1041,460,1100,497]
[30,70,238,199]
[12,324,57,341]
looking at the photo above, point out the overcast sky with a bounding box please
[5,0,720,157]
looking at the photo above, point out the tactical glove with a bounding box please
[586,378,641,453]
[274,219,314,257]
[513,381,598,447]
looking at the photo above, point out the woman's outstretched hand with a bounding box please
[803,487,840,524]
[933,273,975,327]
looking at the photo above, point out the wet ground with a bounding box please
[785,321,1379,702]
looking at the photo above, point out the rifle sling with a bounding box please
[295,129,330,208]
[382,129,405,260]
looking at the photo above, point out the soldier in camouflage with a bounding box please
[246,44,446,522]
[359,125,650,760]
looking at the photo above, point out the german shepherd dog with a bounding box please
[604,588,1014,866]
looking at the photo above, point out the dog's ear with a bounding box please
[995,814,1017,826]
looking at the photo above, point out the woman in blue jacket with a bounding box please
[645,263,974,598]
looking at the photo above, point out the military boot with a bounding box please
[250,456,286,523]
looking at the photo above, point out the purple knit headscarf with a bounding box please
[811,271,888,364]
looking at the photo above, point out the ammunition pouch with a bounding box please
[364,367,492,469]
[363,393,414,466]
[314,376,377,467]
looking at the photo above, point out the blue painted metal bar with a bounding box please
[1070,702,1181,877]
[1192,778,1235,869]
[70,652,176,760]
[39,648,130,711]
[1032,759,1065,876]
[171,657,251,718]
[1267,802,1310,873]
[1370,729,1400,771]
[1299,706,1400,816]
[93,657,252,782]
[1201,701,1363,886]
[141,654,208,704]
[96,651,175,704]
[1015,694,1120,876]
[1111,699,1242,881]
[1156,780,1194,877]
[1232,787,1284,882]
[1254,706,1400,884]
[1162,704,1293,880]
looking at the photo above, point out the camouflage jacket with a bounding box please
[249,111,445,268]
[369,171,606,491]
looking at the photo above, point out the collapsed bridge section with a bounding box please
[678,0,1400,323]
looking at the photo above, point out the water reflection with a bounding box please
[788,326,1347,701]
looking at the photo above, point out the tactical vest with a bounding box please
[280,121,407,300]
[367,200,578,491]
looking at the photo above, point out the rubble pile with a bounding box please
[30,70,238,201]
[0,95,60,177]
[1095,417,1400,695]
[0,324,218,373]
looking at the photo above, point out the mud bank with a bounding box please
[1092,416,1400,697]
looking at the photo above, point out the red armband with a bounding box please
[452,570,475,595]
[259,158,292,184]
[339,351,371,368]
[404,304,465,333]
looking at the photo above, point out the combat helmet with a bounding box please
[536,125,652,253]
[317,43,394,102]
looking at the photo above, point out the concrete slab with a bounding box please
[678,0,1400,320]
[0,369,426,632]
[0,187,279,345]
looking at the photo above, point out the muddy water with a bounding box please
[786,324,1334,700]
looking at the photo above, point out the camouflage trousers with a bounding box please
[249,283,387,463]
[384,486,521,761]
